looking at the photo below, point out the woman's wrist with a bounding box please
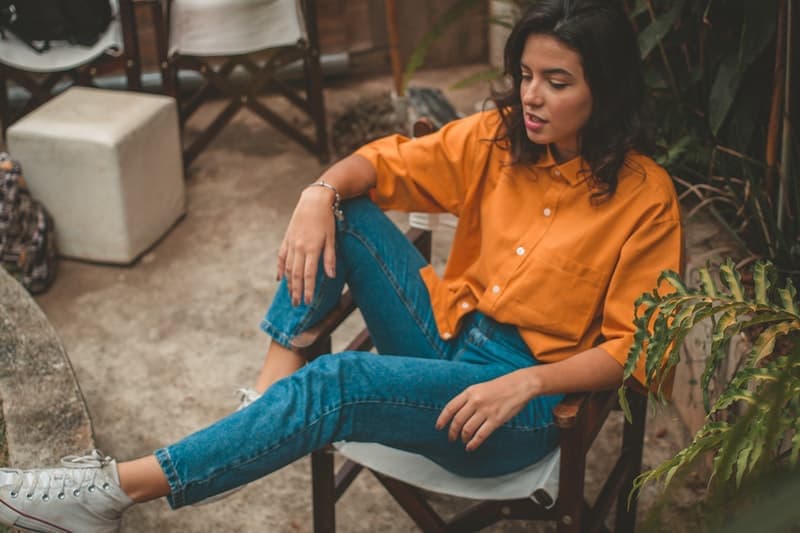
[522,366,546,398]
[302,181,343,220]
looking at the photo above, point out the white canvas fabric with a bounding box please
[334,442,560,508]
[0,16,122,72]
[169,0,306,56]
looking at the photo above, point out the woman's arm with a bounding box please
[436,348,622,451]
[278,154,376,305]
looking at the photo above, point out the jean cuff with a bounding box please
[259,318,293,348]
[154,447,185,509]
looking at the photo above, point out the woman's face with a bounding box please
[519,34,593,162]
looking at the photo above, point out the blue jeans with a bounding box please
[155,198,563,508]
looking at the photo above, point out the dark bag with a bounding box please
[0,153,58,294]
[0,0,112,53]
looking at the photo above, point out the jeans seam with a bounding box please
[341,226,447,360]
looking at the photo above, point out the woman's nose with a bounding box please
[522,82,543,106]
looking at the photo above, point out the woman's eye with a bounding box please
[549,81,568,90]
[520,72,532,80]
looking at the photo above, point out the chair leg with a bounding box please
[118,0,142,91]
[373,473,448,533]
[0,68,8,138]
[312,449,336,533]
[615,391,647,533]
[300,0,329,163]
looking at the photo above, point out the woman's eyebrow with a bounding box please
[541,67,574,78]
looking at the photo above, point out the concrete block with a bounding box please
[7,87,185,264]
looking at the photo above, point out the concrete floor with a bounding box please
[25,65,701,532]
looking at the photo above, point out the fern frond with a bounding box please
[660,269,689,294]
[749,321,800,365]
[778,278,798,315]
[753,261,772,305]
[698,267,719,297]
[720,258,745,301]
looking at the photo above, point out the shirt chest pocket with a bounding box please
[508,251,607,342]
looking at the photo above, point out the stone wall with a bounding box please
[0,267,93,468]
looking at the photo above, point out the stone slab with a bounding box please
[0,267,94,468]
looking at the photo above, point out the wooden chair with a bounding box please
[157,0,329,167]
[0,0,149,136]
[292,119,649,533]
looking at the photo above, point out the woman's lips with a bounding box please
[524,112,547,132]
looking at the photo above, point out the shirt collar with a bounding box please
[533,145,587,186]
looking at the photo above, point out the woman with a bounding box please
[0,1,682,531]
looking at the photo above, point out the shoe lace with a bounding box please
[235,387,260,408]
[7,450,111,500]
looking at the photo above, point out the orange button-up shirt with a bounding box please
[355,110,683,387]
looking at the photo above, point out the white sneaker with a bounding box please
[0,450,133,533]
[235,387,261,412]
[193,387,262,506]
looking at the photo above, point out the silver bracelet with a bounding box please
[308,180,344,221]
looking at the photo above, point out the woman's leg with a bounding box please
[251,198,449,395]
[155,338,561,508]
[256,198,453,387]
[119,198,448,501]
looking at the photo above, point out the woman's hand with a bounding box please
[277,186,337,305]
[435,369,537,452]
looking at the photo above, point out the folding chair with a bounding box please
[0,0,148,136]
[293,120,649,533]
[159,0,329,167]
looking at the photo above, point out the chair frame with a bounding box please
[0,0,148,136]
[288,116,648,531]
[157,0,329,167]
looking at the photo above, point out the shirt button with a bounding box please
[443,332,452,340]
[460,301,470,310]
[553,168,561,177]
[543,208,552,217]
[516,246,525,256]
[492,285,501,294]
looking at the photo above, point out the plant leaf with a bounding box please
[750,321,799,366]
[637,0,687,60]
[739,0,778,70]
[402,0,482,90]
[708,54,743,136]
[699,267,718,297]
[778,278,798,315]
[720,258,745,301]
[753,261,772,305]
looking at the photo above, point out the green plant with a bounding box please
[619,259,800,512]
[633,0,799,275]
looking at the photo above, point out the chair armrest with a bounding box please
[552,389,617,433]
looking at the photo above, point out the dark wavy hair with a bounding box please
[491,0,651,198]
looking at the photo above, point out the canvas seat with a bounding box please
[0,0,147,135]
[292,117,648,533]
[160,0,329,167]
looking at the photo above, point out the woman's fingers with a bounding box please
[465,420,497,452]
[323,225,336,278]
[303,249,321,304]
[276,238,289,282]
[435,393,466,432]
[290,252,305,305]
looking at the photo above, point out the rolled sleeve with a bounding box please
[355,111,497,214]
[598,216,684,390]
